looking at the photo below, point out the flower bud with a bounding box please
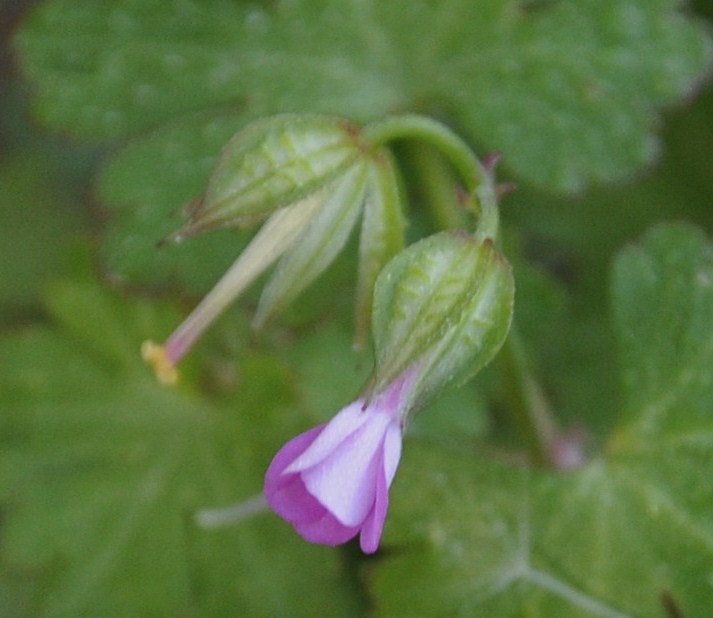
[371,231,514,409]
[168,115,364,241]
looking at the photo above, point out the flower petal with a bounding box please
[359,454,389,553]
[267,474,328,525]
[359,423,402,553]
[293,510,360,546]
[264,368,414,552]
[264,428,362,545]
[265,425,323,480]
[264,425,325,523]
[382,421,403,486]
[284,399,369,473]
[374,367,417,412]
[302,412,392,526]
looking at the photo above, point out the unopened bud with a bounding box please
[371,231,514,409]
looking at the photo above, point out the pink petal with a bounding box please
[264,425,325,523]
[293,509,360,546]
[265,425,323,481]
[382,422,403,485]
[284,400,368,474]
[358,423,402,553]
[268,471,360,546]
[375,368,417,412]
[263,426,363,546]
[264,367,414,553]
[359,453,390,553]
[267,474,327,525]
[302,413,391,526]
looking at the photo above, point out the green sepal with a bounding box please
[354,151,406,349]
[372,231,514,407]
[253,161,370,329]
[169,114,363,240]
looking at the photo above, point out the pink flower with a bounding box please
[264,371,415,553]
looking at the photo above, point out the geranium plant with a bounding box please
[3,1,713,617]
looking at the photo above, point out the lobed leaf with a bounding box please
[0,278,362,617]
[370,223,713,617]
[96,111,254,293]
[17,0,712,192]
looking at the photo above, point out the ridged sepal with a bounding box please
[253,161,370,328]
[354,152,406,348]
[371,231,514,408]
[170,115,363,240]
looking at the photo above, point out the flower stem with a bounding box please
[364,115,482,188]
[401,141,468,231]
[497,326,560,467]
[363,114,498,240]
[366,115,568,467]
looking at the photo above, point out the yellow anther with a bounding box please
[141,340,179,386]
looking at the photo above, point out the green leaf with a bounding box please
[17,0,712,195]
[612,223,713,417]
[370,223,713,617]
[0,279,362,617]
[279,319,373,423]
[96,111,255,293]
[0,148,88,316]
[501,230,621,433]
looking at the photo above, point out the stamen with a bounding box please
[142,195,324,383]
[141,340,179,386]
[195,494,269,528]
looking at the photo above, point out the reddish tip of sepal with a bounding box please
[482,151,503,175]
[496,182,518,199]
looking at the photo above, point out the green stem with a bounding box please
[403,142,468,231]
[364,115,483,189]
[363,114,498,240]
[472,172,499,244]
[498,326,560,467]
[369,114,563,467]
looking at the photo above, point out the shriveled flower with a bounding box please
[141,116,404,386]
[264,370,416,553]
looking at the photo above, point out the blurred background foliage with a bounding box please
[1,1,713,616]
